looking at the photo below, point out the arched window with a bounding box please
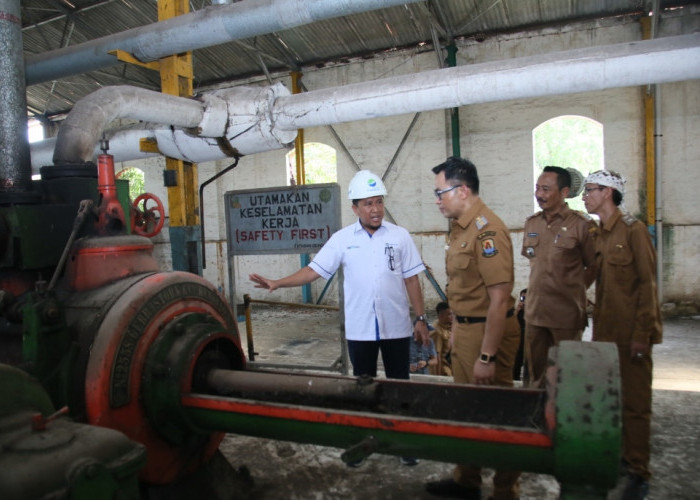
[532,115,604,212]
[286,143,337,185]
[116,166,145,201]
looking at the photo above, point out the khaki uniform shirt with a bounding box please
[593,209,662,345]
[522,204,597,329]
[446,198,514,317]
[430,320,452,376]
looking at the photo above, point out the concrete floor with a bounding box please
[219,307,700,499]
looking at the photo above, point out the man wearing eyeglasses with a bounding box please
[250,169,430,390]
[521,166,597,388]
[426,157,521,500]
[583,170,662,500]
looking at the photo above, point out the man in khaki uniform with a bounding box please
[522,166,597,386]
[425,157,520,500]
[430,301,453,376]
[583,170,662,500]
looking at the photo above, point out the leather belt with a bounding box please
[455,308,514,324]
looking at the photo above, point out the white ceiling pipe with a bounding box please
[25,0,422,85]
[52,85,214,164]
[36,34,700,168]
[272,34,700,131]
[30,126,162,173]
[156,84,297,160]
[47,83,295,167]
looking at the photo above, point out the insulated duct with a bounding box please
[36,34,700,170]
[52,86,210,164]
[273,33,700,130]
[25,0,423,85]
[50,84,295,167]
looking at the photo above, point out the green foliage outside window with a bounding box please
[287,143,337,185]
[116,167,145,201]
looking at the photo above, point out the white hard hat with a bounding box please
[347,170,387,200]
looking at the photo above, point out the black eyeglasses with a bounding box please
[583,186,606,195]
[434,185,462,200]
[385,245,395,271]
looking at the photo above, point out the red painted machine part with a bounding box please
[83,271,239,484]
[131,193,165,238]
[96,153,127,235]
[64,235,160,292]
[182,396,553,449]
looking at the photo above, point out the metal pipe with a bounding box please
[34,35,700,170]
[199,157,240,269]
[273,34,700,131]
[655,84,663,300]
[52,86,207,164]
[245,296,338,311]
[650,0,664,300]
[0,0,31,193]
[25,0,423,86]
[30,126,162,172]
[177,341,621,495]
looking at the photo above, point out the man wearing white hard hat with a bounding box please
[250,171,430,455]
[583,169,662,500]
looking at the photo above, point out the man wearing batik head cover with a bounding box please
[583,169,662,500]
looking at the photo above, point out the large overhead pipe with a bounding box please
[273,33,700,130]
[38,34,700,170]
[0,0,32,196]
[49,84,295,167]
[51,86,209,164]
[25,0,423,86]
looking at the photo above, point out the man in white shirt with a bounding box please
[249,170,430,380]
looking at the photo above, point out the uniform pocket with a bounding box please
[555,236,576,250]
[608,247,633,266]
[608,245,635,288]
[451,251,471,270]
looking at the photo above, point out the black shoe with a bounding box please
[425,478,481,499]
[400,456,419,466]
[622,474,649,500]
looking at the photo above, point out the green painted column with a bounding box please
[446,43,461,158]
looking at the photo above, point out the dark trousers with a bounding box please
[347,337,411,380]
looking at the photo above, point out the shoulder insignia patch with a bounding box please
[475,215,488,230]
[477,231,496,240]
[622,212,638,226]
[481,237,498,258]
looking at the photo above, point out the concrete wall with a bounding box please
[118,10,700,315]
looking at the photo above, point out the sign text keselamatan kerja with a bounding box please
[225,183,341,255]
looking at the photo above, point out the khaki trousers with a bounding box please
[617,343,653,479]
[450,315,521,500]
[525,324,583,387]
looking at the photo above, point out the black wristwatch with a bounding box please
[413,315,426,325]
[479,352,497,364]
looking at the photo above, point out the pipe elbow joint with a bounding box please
[196,94,229,137]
